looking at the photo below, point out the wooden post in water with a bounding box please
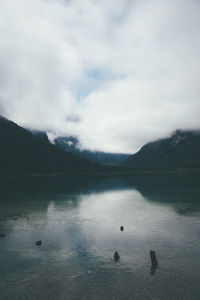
[150,250,158,275]
[114,251,120,262]
[150,250,158,266]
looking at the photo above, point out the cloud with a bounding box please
[0,0,200,153]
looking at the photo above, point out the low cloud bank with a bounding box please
[0,0,200,153]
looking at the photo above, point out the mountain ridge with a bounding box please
[123,130,200,168]
[0,116,199,176]
[0,116,104,175]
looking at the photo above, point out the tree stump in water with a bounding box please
[150,250,158,275]
[36,240,42,246]
[114,251,120,262]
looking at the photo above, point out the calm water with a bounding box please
[0,173,200,300]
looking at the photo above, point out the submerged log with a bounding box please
[114,251,120,262]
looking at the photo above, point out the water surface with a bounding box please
[0,173,200,300]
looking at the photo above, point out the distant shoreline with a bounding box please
[0,168,200,180]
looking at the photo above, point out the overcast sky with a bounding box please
[0,0,200,153]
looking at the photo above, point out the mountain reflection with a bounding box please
[1,172,200,221]
[1,173,199,265]
[1,173,200,300]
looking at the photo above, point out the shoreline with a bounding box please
[0,168,200,180]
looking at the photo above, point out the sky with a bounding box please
[0,0,200,154]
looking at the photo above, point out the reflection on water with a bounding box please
[0,173,200,300]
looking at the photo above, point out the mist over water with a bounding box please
[0,173,200,300]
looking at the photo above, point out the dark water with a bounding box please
[0,173,200,300]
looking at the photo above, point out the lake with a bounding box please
[0,173,200,300]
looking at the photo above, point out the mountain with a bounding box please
[54,136,130,165]
[123,130,200,169]
[30,130,50,143]
[0,117,103,175]
[1,116,198,176]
